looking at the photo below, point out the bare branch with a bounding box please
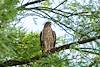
[21,0,46,7]
[23,7,97,18]
[49,35,100,53]
[53,0,68,9]
[74,48,100,55]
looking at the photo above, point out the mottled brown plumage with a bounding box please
[40,22,56,53]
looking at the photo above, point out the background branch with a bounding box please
[21,0,46,7]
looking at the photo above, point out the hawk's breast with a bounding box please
[43,26,54,45]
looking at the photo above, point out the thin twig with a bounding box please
[54,0,68,9]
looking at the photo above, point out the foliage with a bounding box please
[0,0,100,67]
[0,27,25,60]
[41,0,50,8]
[0,0,19,24]
[0,26,41,60]
[16,32,41,59]
[32,54,68,67]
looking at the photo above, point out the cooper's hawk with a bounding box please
[40,22,56,53]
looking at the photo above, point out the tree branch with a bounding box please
[0,35,99,67]
[23,7,98,18]
[49,35,100,53]
[75,48,100,55]
[21,0,46,7]
[53,0,68,9]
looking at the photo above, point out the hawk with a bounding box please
[40,22,56,53]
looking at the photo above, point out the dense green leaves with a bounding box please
[0,27,24,59]
[15,32,41,59]
[32,54,68,67]
[0,26,41,60]
[0,0,19,27]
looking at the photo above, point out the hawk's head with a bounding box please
[44,22,51,27]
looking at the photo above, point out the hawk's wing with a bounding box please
[52,31,56,47]
[40,32,44,51]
